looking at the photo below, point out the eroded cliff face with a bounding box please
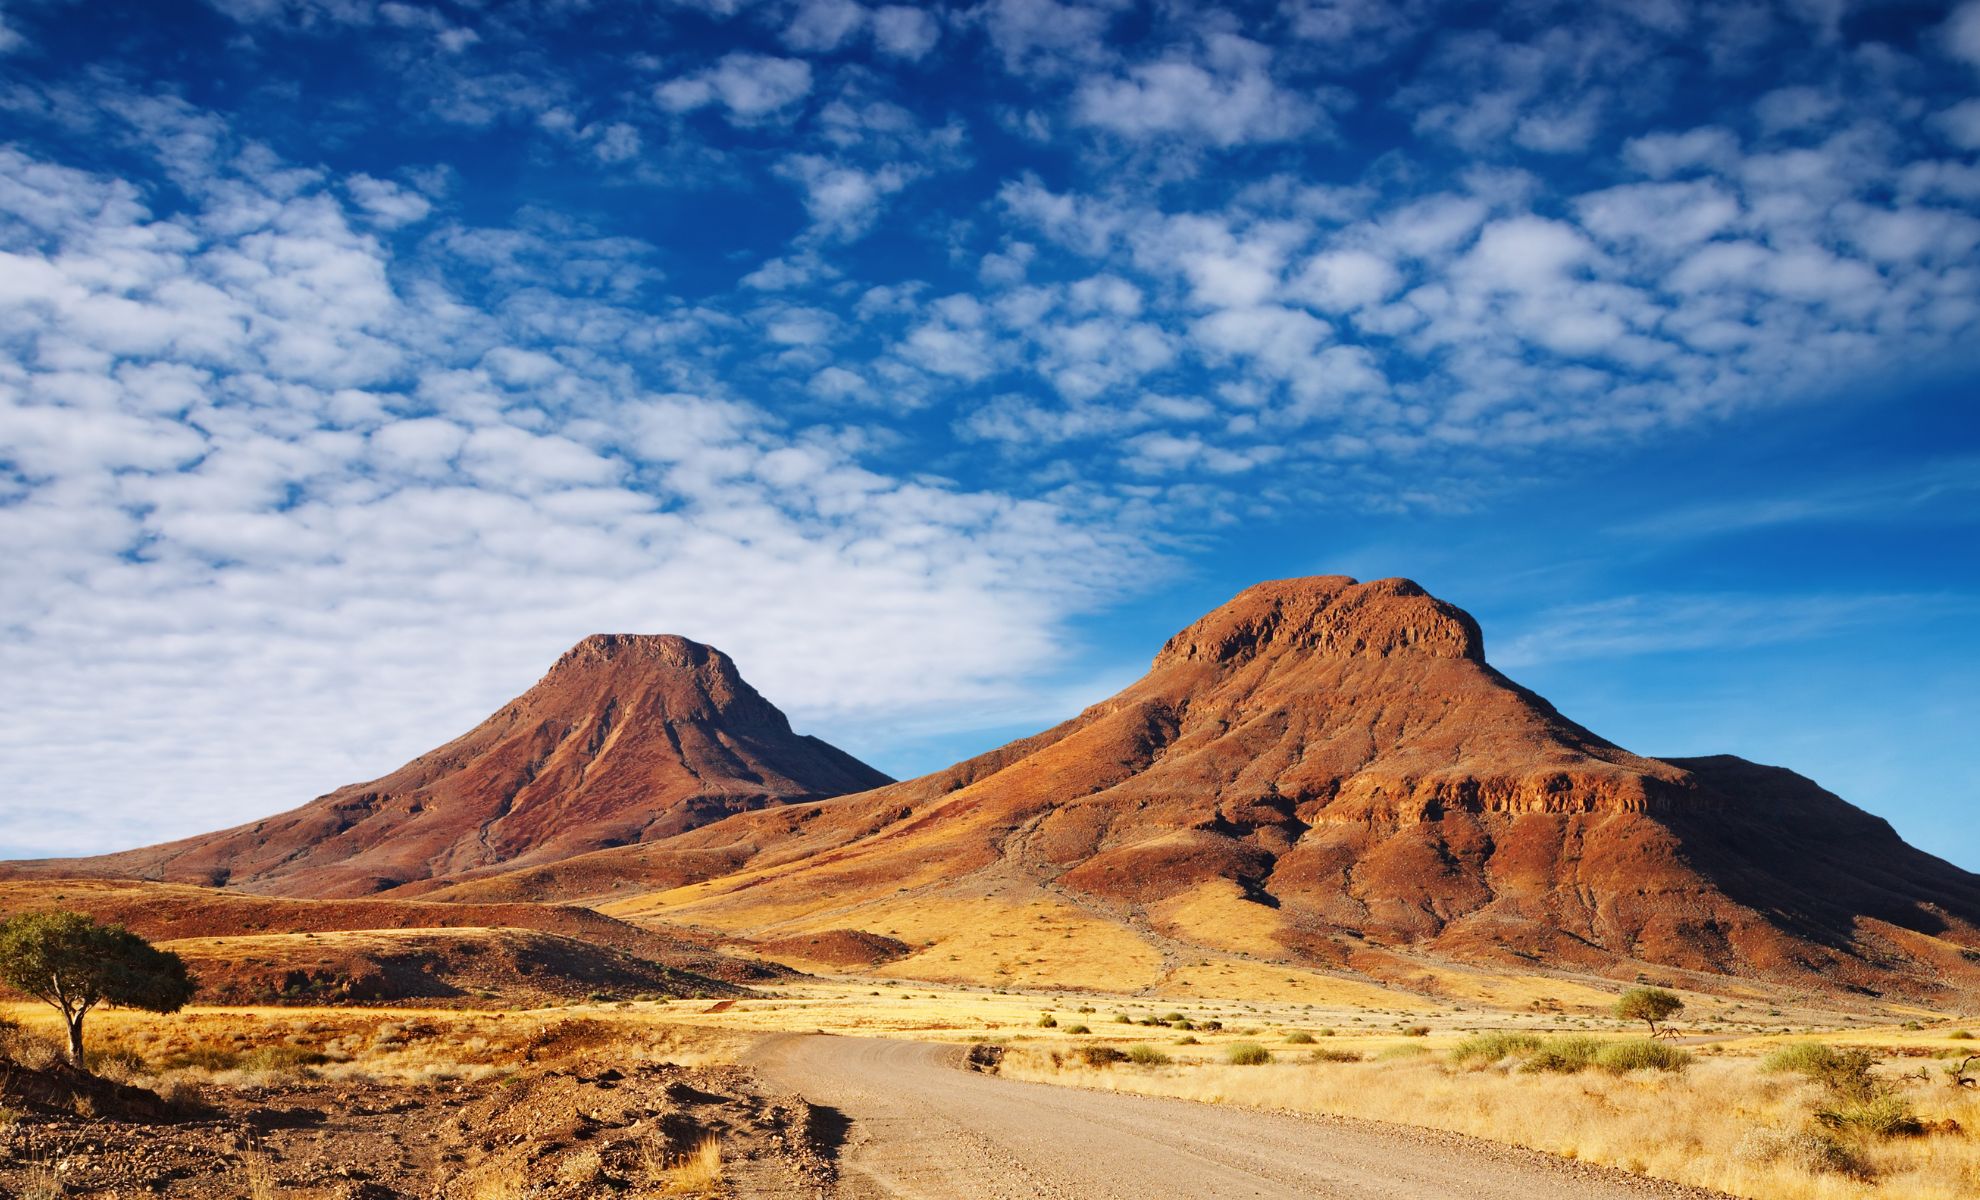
[7,634,889,898]
[560,576,1980,1003]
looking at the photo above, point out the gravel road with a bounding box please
[745,1034,1731,1200]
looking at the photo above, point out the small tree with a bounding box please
[1614,987,1684,1038]
[0,911,196,1069]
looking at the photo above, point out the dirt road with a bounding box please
[746,1035,1729,1200]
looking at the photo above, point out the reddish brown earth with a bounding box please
[6,576,1977,1005]
[1,635,889,899]
[0,879,784,986]
[525,576,1980,1004]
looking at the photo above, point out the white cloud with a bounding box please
[345,174,433,228]
[977,0,1122,74]
[1073,34,1317,146]
[775,154,914,240]
[656,53,813,122]
[871,5,940,59]
[1945,0,1980,70]
[783,0,866,52]
[1624,126,1741,178]
[1934,99,1980,150]
[0,119,1155,856]
[1288,248,1401,312]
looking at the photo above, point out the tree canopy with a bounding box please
[1614,986,1685,1037]
[0,910,196,1068]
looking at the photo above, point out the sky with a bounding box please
[1,0,1976,869]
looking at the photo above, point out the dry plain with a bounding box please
[5,969,1980,1200]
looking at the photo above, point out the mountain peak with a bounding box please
[553,633,727,672]
[1154,575,1485,670]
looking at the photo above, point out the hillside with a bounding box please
[480,576,1980,1004]
[0,635,889,898]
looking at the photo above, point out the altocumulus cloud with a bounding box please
[0,92,1149,854]
[1,0,1978,854]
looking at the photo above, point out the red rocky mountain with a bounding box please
[6,635,888,898]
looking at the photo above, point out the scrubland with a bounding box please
[5,977,1979,1200]
[1000,1024,1980,1200]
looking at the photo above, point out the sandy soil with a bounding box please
[745,1033,1733,1200]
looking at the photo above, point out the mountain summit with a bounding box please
[13,634,889,898]
[559,576,1980,1003]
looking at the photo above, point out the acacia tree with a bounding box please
[0,911,196,1069]
[1614,986,1685,1038]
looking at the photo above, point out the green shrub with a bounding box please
[1951,1030,1974,1041]
[1114,1013,1132,1024]
[1285,1031,1315,1044]
[1176,1035,1198,1045]
[1036,1013,1058,1029]
[1126,1044,1171,1065]
[1595,1039,1692,1074]
[1064,1024,1091,1035]
[1816,1094,1925,1139]
[1226,1042,1272,1066]
[1160,1012,1185,1023]
[1376,1043,1430,1061]
[1765,1043,1879,1101]
[1078,1045,1128,1068]
[1199,1019,1223,1032]
[1309,1047,1361,1063]
[1169,1019,1194,1030]
[1519,1036,1602,1074]
[1448,1032,1543,1067]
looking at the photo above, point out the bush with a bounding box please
[1816,1094,1925,1139]
[1519,1037,1602,1075]
[1765,1043,1880,1101]
[1951,1030,1974,1041]
[1126,1044,1171,1066]
[1063,1024,1091,1035]
[1175,1035,1198,1045]
[1376,1043,1431,1061]
[1733,1127,1870,1178]
[1448,1032,1543,1068]
[87,1045,151,1082]
[1036,1014,1058,1029]
[1402,1025,1430,1037]
[1199,1019,1223,1032]
[1309,1047,1361,1063]
[1594,1039,1692,1074]
[1285,1031,1315,1044]
[1114,1013,1132,1024]
[1078,1045,1128,1068]
[1226,1042,1272,1066]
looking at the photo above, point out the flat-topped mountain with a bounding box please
[4,634,889,898]
[499,576,1980,1003]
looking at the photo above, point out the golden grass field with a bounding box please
[7,969,1980,1200]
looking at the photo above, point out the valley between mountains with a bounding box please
[4,576,1978,1200]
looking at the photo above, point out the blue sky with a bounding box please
[1,0,1976,868]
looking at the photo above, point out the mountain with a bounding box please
[483,576,1980,1004]
[3,634,890,898]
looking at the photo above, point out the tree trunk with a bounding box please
[66,1014,85,1069]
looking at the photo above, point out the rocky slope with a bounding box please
[1,635,889,898]
[555,576,1980,1003]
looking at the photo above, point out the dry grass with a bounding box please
[1003,1040,1980,1200]
[641,1134,722,1196]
